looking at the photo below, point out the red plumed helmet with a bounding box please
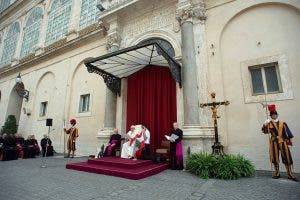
[268,104,276,112]
[268,104,278,116]
[69,118,77,125]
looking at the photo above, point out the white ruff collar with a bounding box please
[271,119,279,123]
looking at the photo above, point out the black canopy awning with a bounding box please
[84,41,182,96]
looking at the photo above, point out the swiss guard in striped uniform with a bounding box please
[262,105,298,181]
[64,118,79,158]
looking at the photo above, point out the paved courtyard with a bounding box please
[0,157,299,200]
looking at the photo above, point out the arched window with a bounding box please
[45,0,72,46]
[79,0,101,30]
[0,0,13,13]
[20,7,43,57]
[0,22,20,66]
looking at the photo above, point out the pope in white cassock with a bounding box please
[121,125,135,158]
[121,125,146,159]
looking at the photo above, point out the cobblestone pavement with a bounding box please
[0,157,299,200]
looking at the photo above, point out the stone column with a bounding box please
[96,31,121,147]
[102,17,121,131]
[104,89,117,129]
[176,0,213,156]
[176,0,206,127]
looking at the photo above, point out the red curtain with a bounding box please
[126,65,177,153]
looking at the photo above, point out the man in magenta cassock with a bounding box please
[169,122,183,170]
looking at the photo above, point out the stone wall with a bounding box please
[205,0,300,172]
[0,37,107,156]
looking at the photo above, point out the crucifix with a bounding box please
[200,92,230,156]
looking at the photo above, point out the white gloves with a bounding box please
[264,119,270,125]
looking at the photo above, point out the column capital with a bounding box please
[104,15,122,51]
[176,0,207,25]
[106,32,121,50]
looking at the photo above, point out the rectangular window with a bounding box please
[79,94,90,113]
[40,101,48,117]
[249,63,282,95]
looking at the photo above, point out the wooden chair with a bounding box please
[115,147,121,157]
[155,140,170,163]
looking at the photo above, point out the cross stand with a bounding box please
[200,92,230,156]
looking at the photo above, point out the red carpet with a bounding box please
[66,157,169,180]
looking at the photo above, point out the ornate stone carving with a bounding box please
[100,0,138,15]
[193,1,207,21]
[176,0,207,25]
[175,6,194,24]
[19,53,35,64]
[98,20,110,33]
[121,6,176,39]
[106,33,121,50]
[14,82,29,101]
[78,20,109,37]
[0,63,11,71]
[44,38,67,53]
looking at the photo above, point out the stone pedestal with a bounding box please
[182,126,214,167]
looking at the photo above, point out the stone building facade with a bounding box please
[0,0,299,172]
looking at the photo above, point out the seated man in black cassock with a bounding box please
[31,135,40,156]
[104,129,121,157]
[23,135,36,158]
[15,133,25,158]
[2,134,18,161]
[41,134,54,157]
[15,134,25,146]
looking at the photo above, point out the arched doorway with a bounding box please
[6,83,24,129]
[126,38,177,153]
[84,37,181,152]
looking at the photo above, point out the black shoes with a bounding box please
[288,176,299,182]
[272,175,280,179]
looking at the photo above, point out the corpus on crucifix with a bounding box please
[200,92,230,156]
